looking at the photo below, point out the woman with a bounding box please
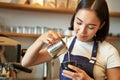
[21,0,120,80]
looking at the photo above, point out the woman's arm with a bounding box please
[106,67,120,80]
[21,30,64,67]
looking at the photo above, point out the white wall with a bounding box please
[0,8,72,30]
[107,0,120,12]
[106,0,120,35]
[109,17,120,35]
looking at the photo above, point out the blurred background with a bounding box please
[0,0,120,80]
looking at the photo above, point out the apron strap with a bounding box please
[89,40,98,64]
[68,36,77,61]
[68,36,98,64]
[68,36,77,52]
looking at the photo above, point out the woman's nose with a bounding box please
[78,25,87,34]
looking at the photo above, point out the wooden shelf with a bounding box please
[0,32,41,37]
[106,36,120,41]
[0,2,74,14]
[0,2,120,16]
[109,12,120,17]
[0,32,120,40]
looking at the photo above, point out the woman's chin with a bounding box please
[78,38,87,42]
[77,37,92,42]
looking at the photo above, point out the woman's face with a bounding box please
[74,9,101,42]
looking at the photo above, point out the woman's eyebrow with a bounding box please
[76,17,97,26]
[76,17,83,22]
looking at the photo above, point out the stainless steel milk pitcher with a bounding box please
[47,39,68,58]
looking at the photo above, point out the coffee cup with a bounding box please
[61,61,77,72]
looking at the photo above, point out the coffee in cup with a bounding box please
[61,61,77,72]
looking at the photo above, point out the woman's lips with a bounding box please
[80,35,87,38]
[77,33,87,37]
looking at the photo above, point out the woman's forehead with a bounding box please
[75,9,100,23]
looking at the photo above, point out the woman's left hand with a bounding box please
[62,64,93,80]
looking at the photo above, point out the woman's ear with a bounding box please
[99,21,105,30]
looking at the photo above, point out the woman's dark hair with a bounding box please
[69,0,109,42]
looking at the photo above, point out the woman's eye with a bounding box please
[76,22,82,25]
[88,25,95,29]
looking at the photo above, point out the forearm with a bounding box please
[106,67,120,80]
[21,36,45,67]
[21,30,62,67]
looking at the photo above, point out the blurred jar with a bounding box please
[17,0,27,4]
[44,0,56,8]
[30,0,44,6]
[34,26,41,34]
[0,0,11,3]
[56,0,67,8]
[0,24,4,32]
[117,33,120,37]
[11,0,17,3]
[0,25,10,32]
[9,26,17,33]
[41,26,51,34]
[23,26,29,34]
[68,0,78,9]
[29,27,35,34]
[17,26,23,33]
[52,28,63,34]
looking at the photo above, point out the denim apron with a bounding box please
[60,36,98,80]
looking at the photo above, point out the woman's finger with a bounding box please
[62,70,82,80]
[45,30,64,44]
[68,64,83,73]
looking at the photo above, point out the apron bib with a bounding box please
[60,36,98,80]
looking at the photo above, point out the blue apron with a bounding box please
[60,36,98,80]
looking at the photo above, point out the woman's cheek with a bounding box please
[74,24,79,32]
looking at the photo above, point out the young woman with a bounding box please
[21,0,120,80]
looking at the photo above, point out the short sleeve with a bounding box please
[107,48,120,68]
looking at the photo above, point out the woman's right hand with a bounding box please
[21,30,64,67]
[40,30,64,45]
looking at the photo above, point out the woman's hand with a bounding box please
[40,30,64,45]
[21,30,64,67]
[62,64,94,80]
